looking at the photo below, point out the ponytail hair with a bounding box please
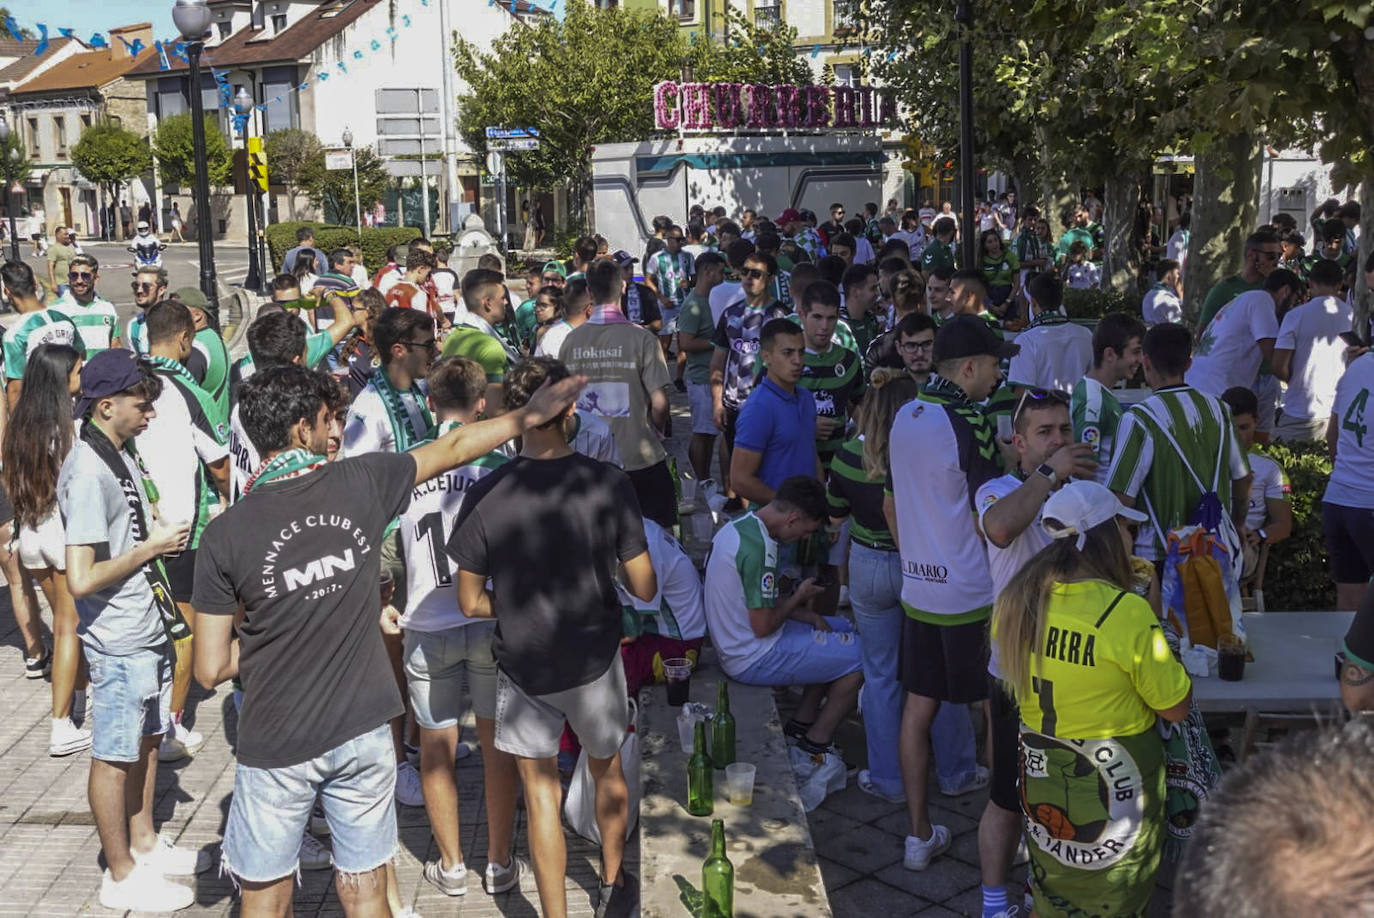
[859,368,919,479]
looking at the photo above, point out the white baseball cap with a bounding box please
[1042,480,1146,550]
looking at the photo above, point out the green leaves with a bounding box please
[151,114,232,188]
[70,120,150,191]
[297,145,390,226]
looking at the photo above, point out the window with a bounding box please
[80,113,92,131]
[271,13,287,32]
[217,20,233,39]
[54,116,67,156]
[755,2,781,27]
[832,63,857,86]
[27,118,39,156]
[668,0,695,19]
[262,65,300,132]
[833,0,861,33]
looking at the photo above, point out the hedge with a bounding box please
[1252,438,1335,611]
[265,222,422,276]
[1062,286,1142,320]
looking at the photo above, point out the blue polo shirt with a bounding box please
[734,376,818,491]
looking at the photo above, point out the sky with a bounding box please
[10,1,177,42]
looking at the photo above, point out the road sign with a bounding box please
[324,149,353,170]
[246,136,268,193]
[488,138,540,152]
[485,151,503,175]
[485,126,539,139]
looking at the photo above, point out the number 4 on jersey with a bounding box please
[1343,388,1370,448]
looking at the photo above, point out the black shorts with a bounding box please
[164,549,197,605]
[722,405,741,452]
[1323,501,1374,584]
[898,616,990,704]
[626,460,678,530]
[987,675,1021,813]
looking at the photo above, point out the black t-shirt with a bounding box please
[193,452,415,768]
[447,452,648,696]
[622,282,663,327]
[865,327,903,371]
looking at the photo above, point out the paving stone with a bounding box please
[813,822,905,875]
[877,856,982,905]
[828,877,931,918]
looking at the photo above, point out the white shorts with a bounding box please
[494,657,628,760]
[687,382,717,436]
[19,507,65,571]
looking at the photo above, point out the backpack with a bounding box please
[1136,399,1244,649]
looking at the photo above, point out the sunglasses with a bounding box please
[1012,387,1070,427]
[402,338,437,351]
[131,281,159,292]
[742,268,768,280]
[68,271,94,281]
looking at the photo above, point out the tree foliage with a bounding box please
[453,0,812,229]
[152,113,233,187]
[298,144,390,227]
[264,128,322,220]
[70,120,150,197]
[0,127,28,186]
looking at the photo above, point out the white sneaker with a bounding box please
[99,864,193,911]
[158,721,205,762]
[133,834,213,875]
[49,716,92,757]
[299,831,332,870]
[939,764,990,797]
[309,802,331,837]
[395,759,425,807]
[856,769,906,804]
[903,825,951,871]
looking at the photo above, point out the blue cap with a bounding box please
[74,349,147,420]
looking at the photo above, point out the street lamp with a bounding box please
[233,86,263,291]
[955,0,977,269]
[342,127,362,241]
[0,113,18,262]
[173,0,219,312]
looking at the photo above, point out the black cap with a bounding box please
[74,349,147,420]
[932,315,1021,363]
[611,250,638,268]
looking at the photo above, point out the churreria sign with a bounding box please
[654,80,897,132]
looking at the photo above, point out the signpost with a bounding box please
[483,127,540,251]
[324,149,354,171]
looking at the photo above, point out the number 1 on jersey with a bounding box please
[415,511,453,587]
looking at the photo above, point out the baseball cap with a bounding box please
[73,349,148,420]
[541,260,568,278]
[776,207,802,224]
[172,285,207,310]
[932,315,1021,362]
[1042,481,1147,550]
[611,250,638,268]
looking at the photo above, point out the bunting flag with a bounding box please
[33,23,48,56]
[3,17,22,41]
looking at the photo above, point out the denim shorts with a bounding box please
[403,622,498,730]
[733,618,863,687]
[222,722,397,882]
[84,641,173,763]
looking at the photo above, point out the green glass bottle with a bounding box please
[702,818,734,918]
[711,681,736,769]
[687,720,714,816]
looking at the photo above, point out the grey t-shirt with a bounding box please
[57,440,163,655]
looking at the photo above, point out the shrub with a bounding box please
[264,222,422,276]
[1252,438,1335,611]
[1062,286,1141,320]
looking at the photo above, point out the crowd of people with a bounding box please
[0,183,1371,918]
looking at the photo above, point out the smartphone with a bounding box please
[1340,331,1367,348]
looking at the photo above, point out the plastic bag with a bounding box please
[788,745,846,812]
[564,698,641,844]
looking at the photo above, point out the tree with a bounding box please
[70,120,151,205]
[0,127,29,188]
[264,128,322,221]
[686,8,813,87]
[152,113,232,188]
[0,9,32,38]
[298,144,389,226]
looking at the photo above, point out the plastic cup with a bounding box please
[725,762,756,805]
[1217,634,1245,682]
[676,712,697,754]
[664,657,693,706]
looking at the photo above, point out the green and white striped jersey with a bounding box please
[54,292,119,353]
[1070,376,1125,485]
[1105,385,1250,560]
[1,308,86,380]
[799,343,865,466]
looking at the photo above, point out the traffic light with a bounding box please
[246,136,268,193]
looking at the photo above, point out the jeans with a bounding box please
[849,543,979,797]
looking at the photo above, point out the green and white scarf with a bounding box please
[371,368,434,452]
[245,448,327,493]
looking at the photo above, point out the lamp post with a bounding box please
[342,127,362,241]
[0,113,19,262]
[173,0,219,311]
[955,0,977,269]
[233,86,263,291]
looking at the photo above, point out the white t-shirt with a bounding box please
[1006,315,1093,393]
[709,280,744,326]
[1166,229,1188,263]
[624,519,706,641]
[1066,262,1100,290]
[227,402,259,504]
[431,269,460,319]
[569,409,622,467]
[1275,295,1353,421]
[137,375,228,526]
[975,472,1052,678]
[535,320,574,359]
[1141,287,1182,326]
[853,237,876,265]
[1244,451,1288,531]
[375,267,403,297]
[704,511,783,676]
[1324,352,1374,509]
[1185,290,1278,397]
[340,382,429,456]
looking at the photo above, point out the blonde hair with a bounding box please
[859,368,920,479]
[992,517,1136,700]
[891,269,926,316]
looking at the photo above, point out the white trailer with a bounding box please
[590,134,885,255]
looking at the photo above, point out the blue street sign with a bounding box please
[485,126,540,139]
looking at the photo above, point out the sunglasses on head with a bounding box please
[1012,387,1070,427]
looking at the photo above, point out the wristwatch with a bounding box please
[1035,463,1058,485]
[1256,528,1268,543]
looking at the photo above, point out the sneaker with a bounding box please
[856,769,905,804]
[594,870,639,918]
[939,764,990,797]
[298,832,332,871]
[24,648,51,679]
[903,825,951,871]
[99,864,193,911]
[837,584,851,608]
[483,854,526,894]
[404,742,421,768]
[309,802,331,837]
[988,908,1021,918]
[782,718,813,744]
[395,759,425,807]
[456,740,473,761]
[133,834,213,875]
[395,910,423,918]
[158,721,205,763]
[422,859,468,896]
[49,716,92,757]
